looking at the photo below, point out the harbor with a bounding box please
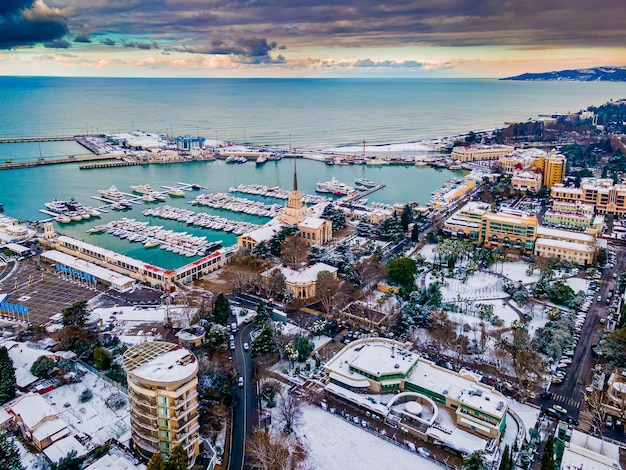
[142,205,261,235]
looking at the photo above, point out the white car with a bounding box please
[553,404,567,415]
[238,377,244,388]
[243,342,249,351]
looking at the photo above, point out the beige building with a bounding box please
[481,209,538,252]
[499,148,546,174]
[551,178,626,215]
[498,149,565,189]
[123,342,200,462]
[262,262,338,300]
[7,393,69,451]
[451,145,514,162]
[534,227,597,265]
[442,201,491,241]
[238,161,332,250]
[511,170,543,192]
[540,152,567,189]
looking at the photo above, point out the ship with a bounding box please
[168,188,186,198]
[315,176,354,196]
[131,184,155,195]
[354,178,376,187]
[256,155,268,166]
[98,185,127,201]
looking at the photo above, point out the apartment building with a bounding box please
[123,342,200,462]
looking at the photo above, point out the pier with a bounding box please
[340,184,386,203]
[0,136,75,144]
[0,154,115,171]
[80,161,147,170]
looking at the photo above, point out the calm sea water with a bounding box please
[2,77,625,268]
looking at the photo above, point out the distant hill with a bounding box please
[501,66,626,81]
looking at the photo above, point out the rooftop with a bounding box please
[123,341,198,384]
[536,226,596,243]
[41,250,135,288]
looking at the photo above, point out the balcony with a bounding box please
[129,391,157,409]
[173,392,199,409]
[133,427,159,444]
[131,411,158,432]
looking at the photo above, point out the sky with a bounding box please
[0,0,625,78]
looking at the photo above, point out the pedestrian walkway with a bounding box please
[552,393,581,408]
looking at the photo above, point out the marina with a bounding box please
[190,193,282,217]
[142,205,261,236]
[229,183,331,204]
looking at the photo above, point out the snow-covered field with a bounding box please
[43,367,131,448]
[299,405,441,470]
[431,271,507,301]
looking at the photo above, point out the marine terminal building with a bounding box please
[123,341,200,462]
[324,338,508,455]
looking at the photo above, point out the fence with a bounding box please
[77,360,128,394]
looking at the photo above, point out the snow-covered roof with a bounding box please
[267,263,338,286]
[4,340,57,389]
[84,452,145,470]
[561,430,622,470]
[8,393,58,429]
[241,219,285,243]
[43,435,87,463]
[4,243,30,254]
[41,250,135,289]
[299,217,326,230]
[32,418,68,442]
[535,238,596,253]
[0,407,12,427]
[536,226,596,243]
[123,342,198,384]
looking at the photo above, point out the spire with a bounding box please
[293,157,298,191]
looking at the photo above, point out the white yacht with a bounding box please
[131,184,155,195]
[98,185,126,201]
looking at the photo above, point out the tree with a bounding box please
[247,429,294,470]
[52,450,80,470]
[0,347,16,405]
[321,204,346,231]
[93,348,112,370]
[316,270,342,315]
[350,256,387,289]
[263,269,286,299]
[410,224,420,243]
[254,301,270,327]
[31,356,56,378]
[165,444,189,470]
[548,282,575,305]
[294,336,314,362]
[278,390,302,433]
[387,257,417,290]
[596,248,608,267]
[0,432,22,470]
[377,217,404,242]
[147,453,165,470]
[600,327,626,368]
[213,293,231,325]
[62,300,89,327]
[464,451,485,470]
[400,205,413,232]
[498,445,510,470]
[280,235,309,270]
[541,435,555,470]
[250,323,278,357]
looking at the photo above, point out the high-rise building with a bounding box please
[541,152,566,188]
[123,342,200,462]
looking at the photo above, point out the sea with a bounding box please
[1,77,626,268]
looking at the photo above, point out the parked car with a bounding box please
[553,405,567,415]
[539,391,553,400]
[238,376,244,388]
[243,342,249,351]
[417,447,431,458]
[606,416,614,428]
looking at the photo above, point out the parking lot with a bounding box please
[0,256,102,326]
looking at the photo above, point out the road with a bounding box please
[542,244,624,424]
[228,319,257,470]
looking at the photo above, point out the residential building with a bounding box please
[6,393,69,451]
[539,151,567,188]
[261,262,338,300]
[499,148,546,174]
[324,338,508,454]
[556,426,622,470]
[551,201,595,216]
[123,342,200,462]
[543,210,593,229]
[451,145,514,162]
[442,201,491,240]
[511,169,542,192]
[534,227,597,265]
[551,178,626,215]
[480,209,538,252]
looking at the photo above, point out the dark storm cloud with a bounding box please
[184,36,283,63]
[74,32,91,43]
[44,38,71,48]
[0,0,68,49]
[44,0,626,54]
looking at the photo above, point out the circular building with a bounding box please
[123,341,200,462]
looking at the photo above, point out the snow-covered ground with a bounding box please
[43,367,131,448]
[431,271,507,301]
[563,276,587,293]
[499,262,541,285]
[299,405,441,470]
[507,401,541,442]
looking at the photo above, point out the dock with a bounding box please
[80,161,147,170]
[0,136,75,144]
[0,154,115,171]
[340,184,386,203]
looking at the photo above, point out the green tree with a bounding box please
[165,444,189,470]
[52,450,80,470]
[498,445,510,470]
[321,204,346,231]
[548,282,575,306]
[62,300,89,327]
[410,224,420,243]
[30,356,55,378]
[541,435,555,470]
[600,327,626,368]
[0,432,23,470]
[387,257,417,290]
[0,347,16,405]
[147,452,165,470]
[254,301,269,327]
[294,336,314,362]
[464,451,485,470]
[92,348,112,370]
[250,323,278,357]
[213,293,231,326]
[596,248,608,267]
[400,205,413,232]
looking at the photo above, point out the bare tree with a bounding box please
[580,390,607,437]
[279,390,303,433]
[351,256,387,288]
[246,429,308,470]
[280,236,309,270]
[316,271,341,315]
[263,269,286,299]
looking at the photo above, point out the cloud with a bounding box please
[74,32,91,43]
[100,38,116,46]
[122,40,158,50]
[0,0,68,49]
[184,36,284,63]
[44,38,70,48]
